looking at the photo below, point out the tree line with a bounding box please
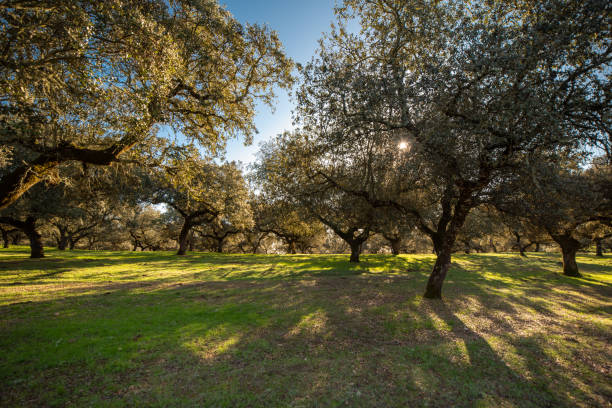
[1,0,610,299]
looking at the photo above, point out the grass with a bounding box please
[0,247,610,407]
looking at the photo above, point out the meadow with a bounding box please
[0,248,610,407]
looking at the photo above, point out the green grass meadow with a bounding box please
[0,247,610,407]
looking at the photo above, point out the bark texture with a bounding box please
[554,235,582,277]
[424,243,452,299]
[177,220,192,255]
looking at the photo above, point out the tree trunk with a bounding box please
[535,242,540,252]
[57,228,68,250]
[216,238,224,253]
[390,238,401,256]
[349,241,361,263]
[288,240,297,254]
[58,237,67,250]
[1,228,9,248]
[424,243,452,299]
[513,232,527,257]
[557,236,581,277]
[595,238,603,256]
[424,229,460,299]
[23,218,44,258]
[28,230,44,258]
[177,219,192,255]
[0,216,44,257]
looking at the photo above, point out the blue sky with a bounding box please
[220,0,339,164]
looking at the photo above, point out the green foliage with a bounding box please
[286,0,610,294]
[154,148,250,223]
[0,0,293,208]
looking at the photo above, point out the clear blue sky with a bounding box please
[220,0,338,164]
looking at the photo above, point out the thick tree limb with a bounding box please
[0,139,138,210]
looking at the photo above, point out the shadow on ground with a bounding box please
[0,249,610,407]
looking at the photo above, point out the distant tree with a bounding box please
[48,186,114,250]
[254,132,375,262]
[0,0,293,210]
[119,205,167,251]
[579,222,612,257]
[372,208,414,255]
[154,149,251,255]
[255,198,326,255]
[492,210,548,257]
[496,162,611,276]
[0,184,53,257]
[0,225,16,248]
[235,196,274,254]
[195,199,253,253]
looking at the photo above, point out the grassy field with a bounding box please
[0,247,610,408]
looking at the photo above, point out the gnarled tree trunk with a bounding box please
[554,234,582,277]
[349,241,362,263]
[177,219,192,255]
[424,238,453,299]
[27,227,44,258]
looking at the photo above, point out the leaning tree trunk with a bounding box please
[595,238,603,257]
[556,235,581,277]
[424,241,452,299]
[177,219,192,256]
[349,241,362,263]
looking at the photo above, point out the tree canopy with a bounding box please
[0,0,293,209]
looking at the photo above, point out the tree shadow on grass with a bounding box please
[2,267,610,407]
[0,250,432,289]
